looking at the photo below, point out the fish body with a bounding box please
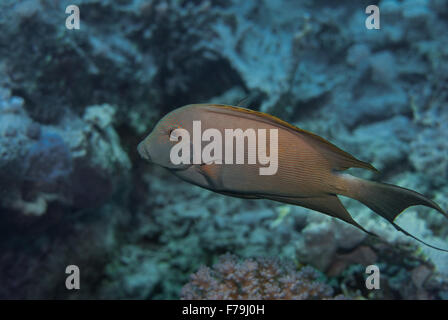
[178,110,330,197]
[138,104,448,251]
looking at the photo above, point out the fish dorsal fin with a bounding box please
[204,104,377,172]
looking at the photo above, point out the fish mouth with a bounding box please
[137,140,192,171]
[137,142,151,162]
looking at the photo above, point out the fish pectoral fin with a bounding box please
[265,194,376,237]
[196,163,222,189]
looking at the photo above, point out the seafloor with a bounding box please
[0,0,447,299]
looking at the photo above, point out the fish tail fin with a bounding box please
[339,174,448,252]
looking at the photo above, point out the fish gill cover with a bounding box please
[0,0,447,300]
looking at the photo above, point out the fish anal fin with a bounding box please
[266,194,375,236]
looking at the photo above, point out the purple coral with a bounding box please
[181,254,342,300]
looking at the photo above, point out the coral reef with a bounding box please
[0,94,130,222]
[181,254,342,300]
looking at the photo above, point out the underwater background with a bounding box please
[0,0,447,299]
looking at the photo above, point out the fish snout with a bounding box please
[137,141,151,161]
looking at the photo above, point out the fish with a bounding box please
[138,103,448,251]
